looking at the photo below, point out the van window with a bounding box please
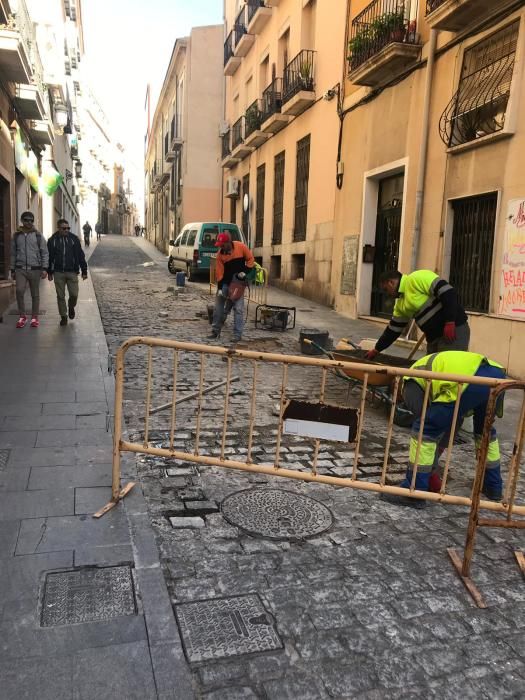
[220,224,242,241]
[187,229,197,246]
[180,230,189,246]
[200,225,220,248]
[174,234,183,247]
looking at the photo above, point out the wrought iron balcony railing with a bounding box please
[224,30,234,66]
[245,99,262,138]
[234,6,247,46]
[247,0,266,24]
[231,116,244,150]
[261,78,283,123]
[221,130,231,159]
[283,50,316,104]
[170,114,182,141]
[348,0,417,72]
[10,0,46,96]
[426,0,446,13]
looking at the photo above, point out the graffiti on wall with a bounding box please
[499,198,525,317]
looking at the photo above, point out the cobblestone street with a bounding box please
[90,236,525,699]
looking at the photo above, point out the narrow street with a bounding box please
[87,236,525,699]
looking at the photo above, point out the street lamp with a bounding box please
[74,160,82,179]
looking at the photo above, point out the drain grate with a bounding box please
[40,565,136,627]
[175,594,282,663]
[221,488,333,540]
[0,449,9,471]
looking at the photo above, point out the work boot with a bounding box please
[208,330,220,339]
[68,305,75,320]
[60,316,68,326]
[380,492,426,509]
[482,486,502,502]
[16,315,27,329]
[232,335,242,344]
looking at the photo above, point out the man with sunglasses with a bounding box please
[47,218,88,326]
[10,211,48,328]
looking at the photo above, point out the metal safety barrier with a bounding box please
[209,258,268,306]
[97,337,525,608]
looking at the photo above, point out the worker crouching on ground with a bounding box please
[208,231,255,344]
[382,351,506,509]
[365,269,470,361]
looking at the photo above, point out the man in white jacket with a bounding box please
[10,211,48,328]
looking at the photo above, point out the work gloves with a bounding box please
[365,349,379,361]
[443,322,456,343]
[237,272,246,280]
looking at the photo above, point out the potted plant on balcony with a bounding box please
[347,28,372,68]
[298,59,314,91]
[245,103,261,134]
[383,10,406,42]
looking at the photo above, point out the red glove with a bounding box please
[365,349,379,361]
[443,322,456,343]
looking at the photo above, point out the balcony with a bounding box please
[246,0,272,34]
[29,120,54,146]
[233,7,254,58]
[224,30,241,75]
[221,129,240,169]
[231,116,254,160]
[166,115,183,162]
[0,0,11,23]
[244,99,270,148]
[347,0,421,87]
[13,83,46,120]
[160,159,170,186]
[260,78,292,134]
[425,0,513,32]
[282,50,316,116]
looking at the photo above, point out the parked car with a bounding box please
[168,222,247,280]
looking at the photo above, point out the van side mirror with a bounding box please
[169,239,175,246]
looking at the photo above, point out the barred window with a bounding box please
[272,151,285,245]
[440,21,519,147]
[255,164,265,248]
[294,135,311,242]
[449,193,497,313]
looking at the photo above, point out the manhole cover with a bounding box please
[40,565,136,627]
[0,449,9,471]
[221,488,333,540]
[175,593,282,663]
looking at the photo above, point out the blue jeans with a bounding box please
[212,284,244,338]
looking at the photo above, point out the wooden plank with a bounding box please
[448,548,487,609]
[92,482,136,519]
[515,551,525,579]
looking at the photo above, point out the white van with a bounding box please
[168,222,246,280]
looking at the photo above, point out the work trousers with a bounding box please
[53,271,79,318]
[15,269,41,316]
[402,363,505,492]
[426,322,470,353]
[212,284,244,339]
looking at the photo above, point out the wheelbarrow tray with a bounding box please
[332,344,413,388]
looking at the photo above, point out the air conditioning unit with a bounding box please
[225,176,240,198]
[219,121,230,137]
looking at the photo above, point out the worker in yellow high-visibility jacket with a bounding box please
[382,351,505,509]
[365,269,470,360]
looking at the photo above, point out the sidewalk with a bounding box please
[0,240,192,700]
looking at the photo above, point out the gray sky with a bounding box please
[81,0,223,208]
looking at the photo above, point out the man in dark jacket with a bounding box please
[47,218,88,326]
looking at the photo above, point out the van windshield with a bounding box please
[200,225,242,249]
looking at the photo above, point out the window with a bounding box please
[272,152,285,244]
[180,230,189,246]
[294,135,311,242]
[201,225,220,248]
[255,164,265,248]
[187,229,197,246]
[270,255,281,279]
[291,253,305,280]
[449,193,497,313]
[440,21,519,147]
[242,174,250,244]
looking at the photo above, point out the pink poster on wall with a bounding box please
[499,198,525,317]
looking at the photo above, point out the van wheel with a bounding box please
[186,264,194,282]
[168,257,177,275]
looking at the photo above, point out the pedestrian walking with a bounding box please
[47,218,88,326]
[10,211,48,329]
[208,231,255,343]
[95,222,102,241]
[82,221,92,247]
[382,351,505,509]
[134,224,141,237]
[365,269,470,360]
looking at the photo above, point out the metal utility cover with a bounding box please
[175,593,282,663]
[221,488,333,540]
[40,565,137,627]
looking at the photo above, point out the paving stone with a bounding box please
[202,687,258,700]
[0,654,73,700]
[319,661,379,697]
[263,673,330,700]
[169,516,205,529]
[185,500,219,513]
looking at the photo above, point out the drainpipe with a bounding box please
[410,28,437,271]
